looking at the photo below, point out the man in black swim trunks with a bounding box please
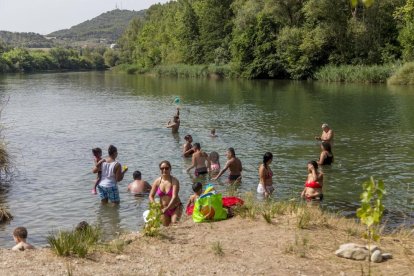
[186,143,210,177]
[212,147,242,183]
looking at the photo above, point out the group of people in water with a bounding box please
[90,107,335,226]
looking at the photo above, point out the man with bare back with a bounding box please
[212,147,242,183]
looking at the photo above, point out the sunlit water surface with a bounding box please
[0,72,413,247]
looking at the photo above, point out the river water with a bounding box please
[0,72,413,247]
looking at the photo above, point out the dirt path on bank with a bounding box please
[1,215,413,275]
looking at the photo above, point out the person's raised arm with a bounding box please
[176,107,180,117]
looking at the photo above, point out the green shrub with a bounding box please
[47,225,101,258]
[315,64,398,83]
[387,62,414,85]
[143,202,162,237]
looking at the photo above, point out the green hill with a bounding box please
[48,9,145,44]
[0,31,54,48]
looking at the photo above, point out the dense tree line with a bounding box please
[118,0,414,79]
[0,45,118,73]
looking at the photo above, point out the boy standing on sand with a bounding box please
[12,227,35,251]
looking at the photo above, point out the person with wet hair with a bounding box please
[182,134,194,157]
[212,147,243,183]
[127,170,152,195]
[257,152,274,198]
[317,142,334,165]
[186,143,210,177]
[12,227,35,251]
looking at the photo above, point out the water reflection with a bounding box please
[96,204,122,241]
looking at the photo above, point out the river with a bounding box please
[0,71,413,247]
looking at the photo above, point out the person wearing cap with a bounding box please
[315,123,334,146]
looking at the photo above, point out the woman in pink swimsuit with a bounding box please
[149,160,182,226]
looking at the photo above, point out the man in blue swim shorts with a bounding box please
[93,145,128,205]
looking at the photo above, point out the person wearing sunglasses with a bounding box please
[149,160,182,226]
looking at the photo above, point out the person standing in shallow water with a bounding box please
[182,134,194,157]
[212,147,242,183]
[315,123,334,146]
[93,145,128,205]
[186,143,210,177]
[166,107,180,133]
[149,160,182,226]
[301,161,324,205]
[257,152,274,198]
[317,142,334,165]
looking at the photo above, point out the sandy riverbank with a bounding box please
[1,208,413,276]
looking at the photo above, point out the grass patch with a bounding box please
[47,224,101,258]
[387,62,414,85]
[0,205,13,223]
[103,238,128,254]
[232,193,299,220]
[315,64,398,83]
[284,233,309,258]
[211,241,224,256]
[151,64,236,78]
[296,208,311,229]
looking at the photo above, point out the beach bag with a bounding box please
[192,193,227,223]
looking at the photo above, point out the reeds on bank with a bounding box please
[315,64,398,83]
[47,225,101,258]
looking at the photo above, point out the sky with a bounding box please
[0,0,170,34]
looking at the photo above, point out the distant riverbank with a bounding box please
[114,62,414,84]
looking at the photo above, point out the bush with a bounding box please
[315,64,398,83]
[47,225,101,258]
[387,62,414,85]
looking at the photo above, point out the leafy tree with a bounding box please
[394,0,414,61]
[2,48,34,72]
[192,0,233,64]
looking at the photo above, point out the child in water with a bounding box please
[186,182,203,215]
[210,128,218,137]
[91,147,105,194]
[209,151,220,175]
[12,227,35,251]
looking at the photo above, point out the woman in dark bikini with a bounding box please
[149,160,182,226]
[301,161,324,205]
[317,141,334,165]
[257,152,274,198]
